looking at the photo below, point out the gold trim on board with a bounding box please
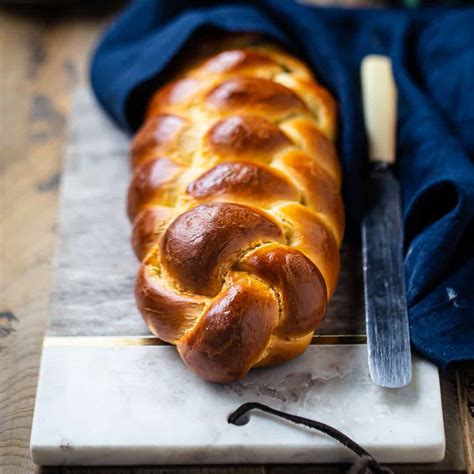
[43,334,367,347]
[312,335,367,345]
[43,336,169,347]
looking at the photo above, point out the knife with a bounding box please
[360,55,412,388]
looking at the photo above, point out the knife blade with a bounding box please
[360,55,412,388]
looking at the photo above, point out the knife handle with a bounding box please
[361,55,397,164]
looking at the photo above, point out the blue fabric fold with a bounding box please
[90,0,474,369]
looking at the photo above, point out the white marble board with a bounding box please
[30,88,445,466]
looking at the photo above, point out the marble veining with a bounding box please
[31,345,445,465]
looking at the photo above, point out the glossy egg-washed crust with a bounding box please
[128,33,344,382]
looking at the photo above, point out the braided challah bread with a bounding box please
[128,34,344,383]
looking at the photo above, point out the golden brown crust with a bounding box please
[187,161,300,207]
[146,79,202,118]
[204,115,291,162]
[274,150,344,245]
[131,206,176,261]
[281,117,342,187]
[161,202,283,296]
[177,272,278,382]
[128,36,344,382]
[206,77,307,120]
[131,114,189,169]
[275,203,340,297]
[238,243,327,337]
[127,157,183,221]
[136,256,205,343]
[253,333,313,368]
[195,49,279,76]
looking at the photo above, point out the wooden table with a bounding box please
[0,3,473,473]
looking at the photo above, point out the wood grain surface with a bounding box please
[0,2,473,474]
[0,4,125,473]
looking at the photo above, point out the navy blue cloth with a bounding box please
[90,0,474,369]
